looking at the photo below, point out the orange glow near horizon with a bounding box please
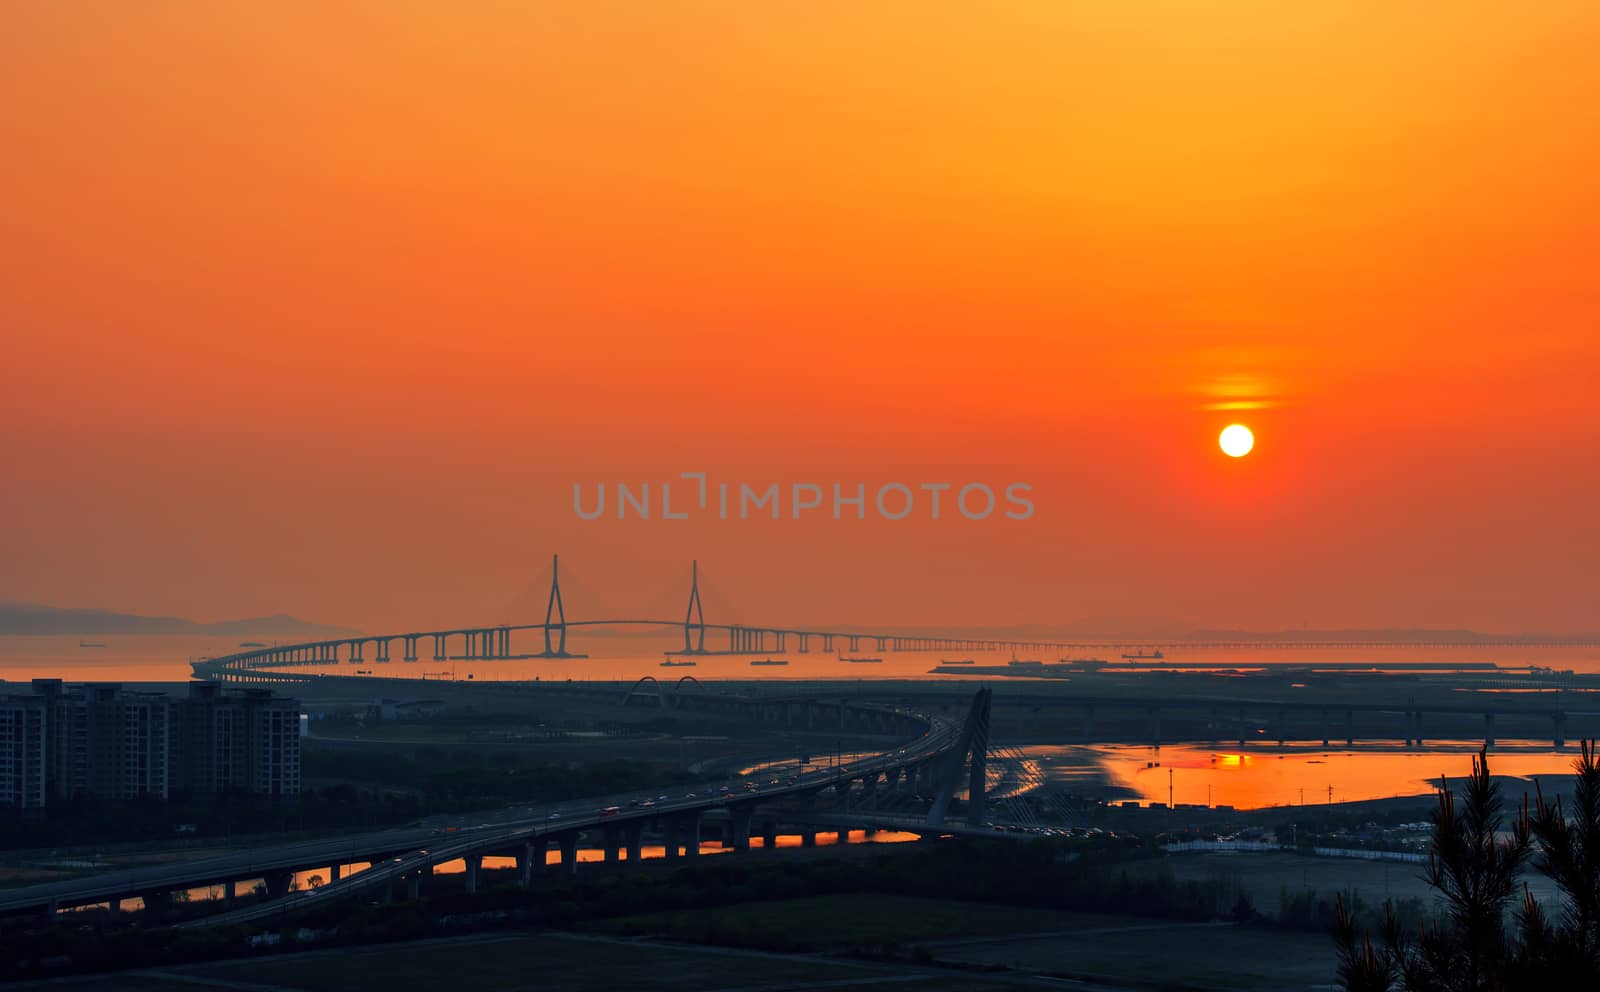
[1,3,1596,635]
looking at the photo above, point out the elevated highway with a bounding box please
[0,692,995,927]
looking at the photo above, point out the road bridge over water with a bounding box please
[191,556,1598,686]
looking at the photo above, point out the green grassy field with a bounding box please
[590,892,1141,949]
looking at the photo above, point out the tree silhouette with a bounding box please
[1334,742,1600,990]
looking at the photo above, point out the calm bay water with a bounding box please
[1048,742,1588,810]
[3,634,1596,685]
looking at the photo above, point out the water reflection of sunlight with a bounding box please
[1091,742,1584,810]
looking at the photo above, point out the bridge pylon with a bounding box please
[682,560,707,654]
[536,553,580,658]
[927,688,993,828]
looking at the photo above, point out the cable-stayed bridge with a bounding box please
[190,555,1593,685]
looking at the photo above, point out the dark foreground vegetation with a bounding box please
[1,835,1253,982]
[1334,741,1600,990]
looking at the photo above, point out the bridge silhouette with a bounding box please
[190,554,1596,685]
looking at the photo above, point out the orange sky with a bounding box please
[1,2,1596,634]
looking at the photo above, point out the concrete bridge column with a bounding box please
[139,889,174,919]
[464,855,481,894]
[406,874,421,901]
[559,833,579,874]
[224,881,237,908]
[519,840,541,886]
[729,807,754,851]
[625,822,644,863]
[265,871,294,899]
[682,814,702,858]
[662,819,679,861]
[604,827,621,864]
[762,820,777,850]
[801,830,816,847]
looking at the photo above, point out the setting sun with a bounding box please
[1219,424,1255,458]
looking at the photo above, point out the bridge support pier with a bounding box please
[137,889,170,919]
[265,871,293,899]
[801,830,816,848]
[626,822,644,863]
[406,874,421,901]
[681,814,702,859]
[604,827,621,864]
[519,840,542,886]
[762,820,777,850]
[730,807,753,851]
[559,833,579,874]
[330,863,342,883]
[464,856,481,895]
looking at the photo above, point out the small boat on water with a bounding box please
[841,656,883,664]
[1121,649,1165,660]
[660,659,698,667]
[78,642,107,649]
[941,658,976,665]
[750,658,790,667]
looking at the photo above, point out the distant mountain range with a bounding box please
[0,601,359,638]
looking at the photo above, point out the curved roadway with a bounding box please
[0,705,961,926]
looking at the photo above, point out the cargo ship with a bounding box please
[1121,649,1165,660]
[840,655,883,664]
[750,658,790,666]
[660,659,698,667]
